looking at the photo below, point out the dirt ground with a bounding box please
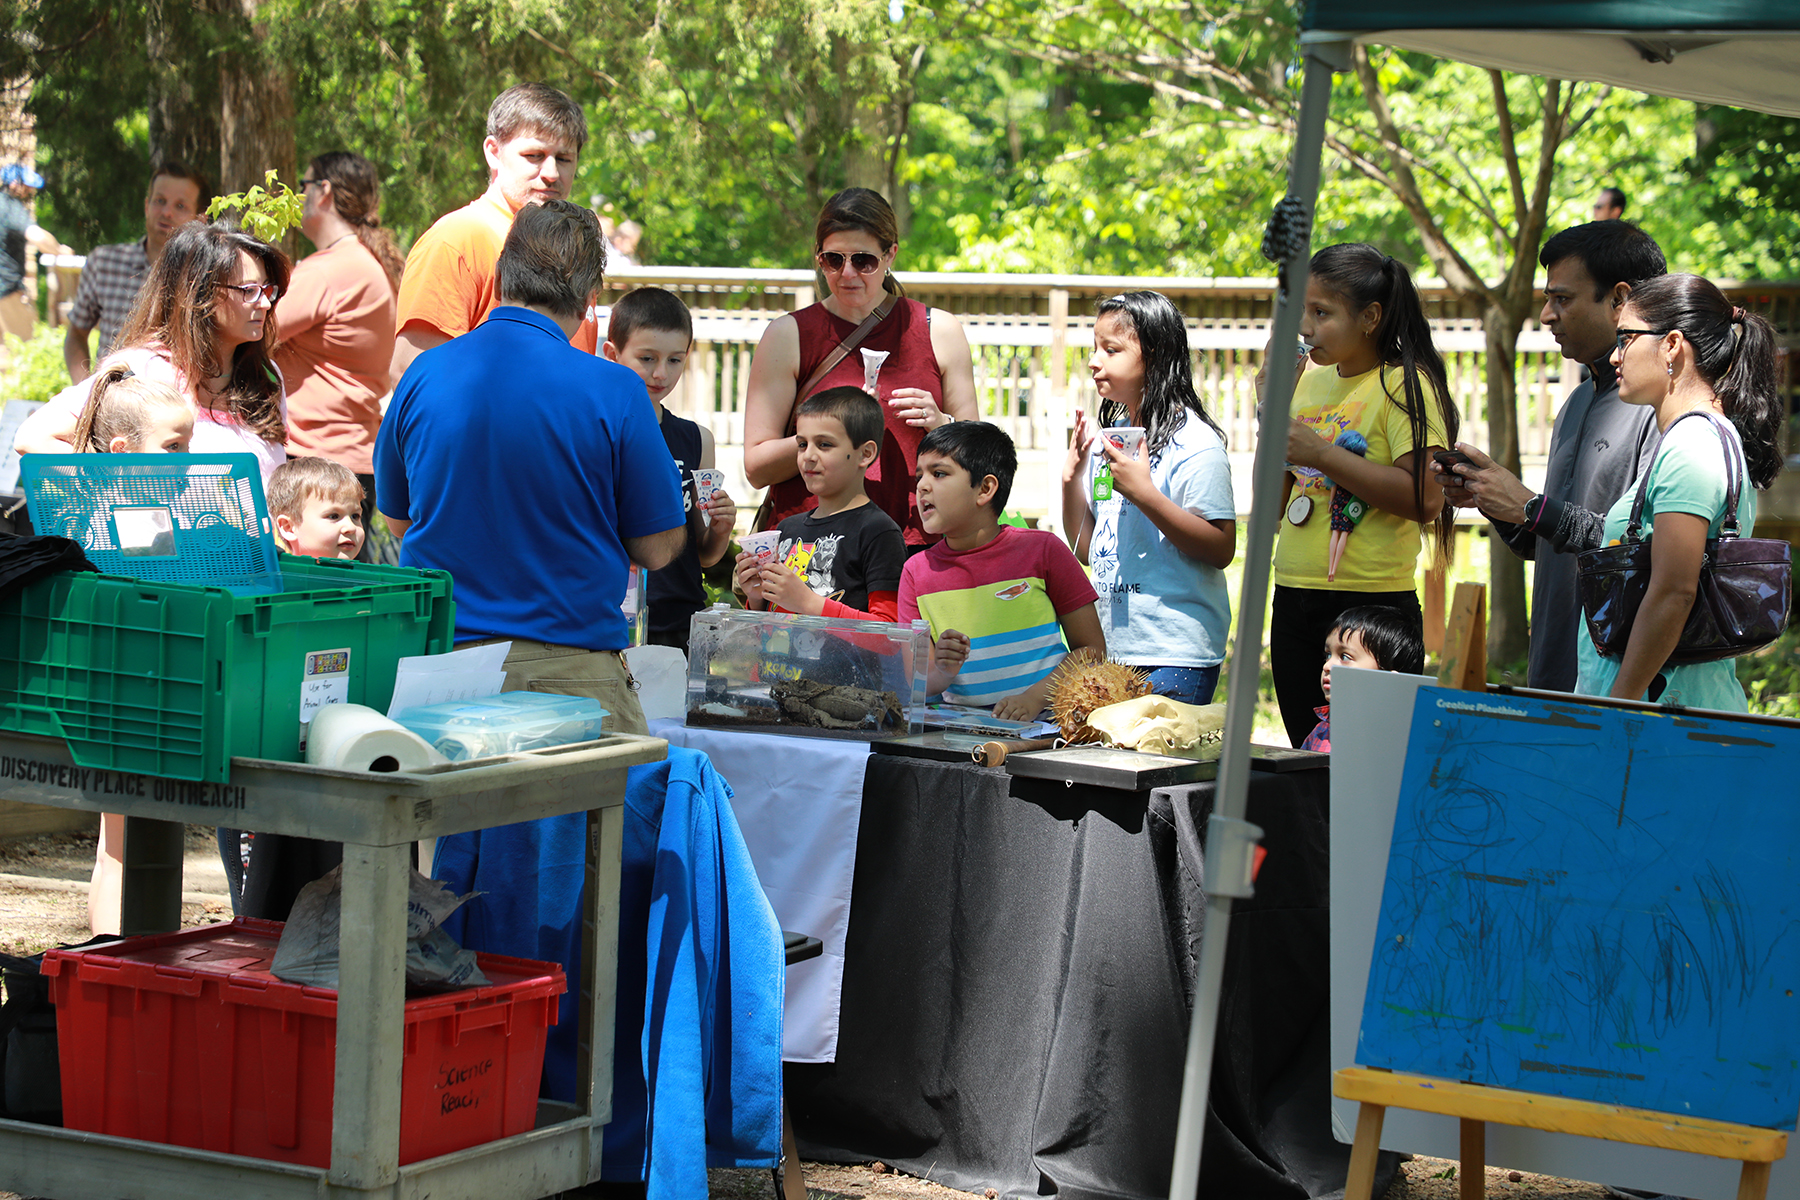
[0,829,1621,1200]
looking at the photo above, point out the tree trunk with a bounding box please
[146,0,221,189]
[219,0,295,202]
[1482,301,1530,668]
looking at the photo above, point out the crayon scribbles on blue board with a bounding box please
[1359,687,1800,1129]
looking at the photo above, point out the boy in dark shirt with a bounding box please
[602,287,736,652]
[735,386,905,621]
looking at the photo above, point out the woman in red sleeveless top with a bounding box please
[744,188,978,548]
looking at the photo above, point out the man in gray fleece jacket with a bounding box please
[1434,221,1666,691]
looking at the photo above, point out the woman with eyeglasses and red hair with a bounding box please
[743,187,978,548]
[15,220,292,481]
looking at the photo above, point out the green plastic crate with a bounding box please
[0,557,456,783]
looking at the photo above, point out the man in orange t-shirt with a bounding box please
[388,82,596,386]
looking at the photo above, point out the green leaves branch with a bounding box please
[206,170,304,243]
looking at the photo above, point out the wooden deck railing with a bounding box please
[39,257,1800,526]
[594,267,1800,524]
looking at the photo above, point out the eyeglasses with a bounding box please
[299,178,322,189]
[222,282,281,303]
[1615,328,1668,352]
[816,250,884,275]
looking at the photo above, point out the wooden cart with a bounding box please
[0,728,665,1200]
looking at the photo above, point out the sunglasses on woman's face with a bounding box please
[222,282,281,303]
[816,250,884,275]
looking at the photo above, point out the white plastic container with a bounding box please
[392,692,609,762]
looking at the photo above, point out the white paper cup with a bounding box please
[692,469,725,505]
[740,530,781,563]
[1104,426,1147,459]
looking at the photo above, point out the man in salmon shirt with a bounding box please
[387,82,597,386]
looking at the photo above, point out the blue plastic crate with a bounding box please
[21,453,281,593]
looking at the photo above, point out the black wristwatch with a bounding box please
[1522,494,1545,532]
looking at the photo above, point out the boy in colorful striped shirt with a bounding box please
[899,421,1105,719]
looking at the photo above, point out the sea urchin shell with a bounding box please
[1045,648,1152,742]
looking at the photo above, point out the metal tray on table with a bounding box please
[1004,744,1219,791]
[874,731,1013,763]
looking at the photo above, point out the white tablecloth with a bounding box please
[650,719,869,1063]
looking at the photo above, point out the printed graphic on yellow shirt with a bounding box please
[1292,400,1363,500]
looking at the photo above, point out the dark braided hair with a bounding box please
[1308,244,1460,559]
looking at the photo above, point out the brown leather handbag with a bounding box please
[1576,412,1790,666]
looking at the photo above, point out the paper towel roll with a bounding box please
[307,704,448,772]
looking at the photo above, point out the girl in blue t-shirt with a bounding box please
[1059,290,1237,704]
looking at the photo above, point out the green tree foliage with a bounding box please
[3,1,163,247]
[577,0,928,269]
[208,169,304,242]
[257,0,573,246]
[1673,107,1800,279]
[11,0,1800,286]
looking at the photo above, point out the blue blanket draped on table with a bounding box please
[436,746,783,1196]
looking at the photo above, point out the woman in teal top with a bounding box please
[1575,274,1784,710]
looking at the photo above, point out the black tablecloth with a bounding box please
[786,754,1393,1199]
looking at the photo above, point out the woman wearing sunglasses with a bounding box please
[1575,273,1784,710]
[16,220,292,481]
[744,187,978,548]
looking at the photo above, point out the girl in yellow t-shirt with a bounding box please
[1261,243,1460,745]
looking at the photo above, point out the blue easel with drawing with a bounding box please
[1337,686,1800,1200]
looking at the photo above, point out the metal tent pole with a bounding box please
[1166,33,1352,1200]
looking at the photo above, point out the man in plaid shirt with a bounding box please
[63,161,206,382]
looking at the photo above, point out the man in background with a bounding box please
[1592,186,1626,221]
[63,160,207,382]
[388,82,596,386]
[608,219,642,269]
[1,164,68,353]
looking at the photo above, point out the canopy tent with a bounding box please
[1308,0,1800,116]
[1173,3,1800,1197]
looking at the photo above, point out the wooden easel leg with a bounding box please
[1344,1102,1387,1200]
[779,1099,807,1200]
[1460,1118,1485,1200]
[1738,1160,1772,1200]
[1424,563,1447,655]
[1437,583,1488,691]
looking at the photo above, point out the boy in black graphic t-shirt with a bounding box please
[736,386,905,621]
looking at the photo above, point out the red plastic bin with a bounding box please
[41,917,565,1167]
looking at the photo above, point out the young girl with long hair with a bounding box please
[72,363,193,935]
[1577,273,1784,711]
[69,363,193,454]
[1263,244,1459,744]
[1061,290,1237,703]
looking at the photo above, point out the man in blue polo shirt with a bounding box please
[374,198,685,734]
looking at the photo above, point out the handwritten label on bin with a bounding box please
[300,647,352,725]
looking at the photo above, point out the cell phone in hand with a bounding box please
[1433,449,1473,473]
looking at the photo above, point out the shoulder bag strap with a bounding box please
[751,295,900,535]
[792,295,898,419]
[1701,412,1746,540]
[1625,410,1712,543]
